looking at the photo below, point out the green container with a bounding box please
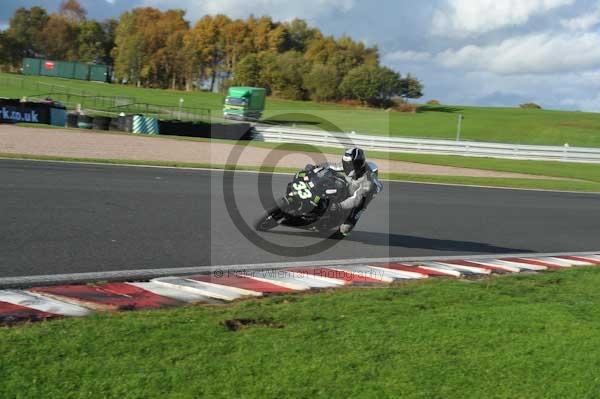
[40,59,59,77]
[56,61,76,79]
[74,63,89,80]
[21,58,111,83]
[22,58,41,75]
[90,64,110,82]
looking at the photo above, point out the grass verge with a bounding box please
[2,152,599,192]
[15,123,600,183]
[2,267,600,398]
[4,72,600,147]
[247,141,600,184]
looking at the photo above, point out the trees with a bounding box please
[148,9,189,88]
[3,2,113,64]
[251,16,275,52]
[222,18,252,74]
[38,1,86,61]
[267,25,288,53]
[283,19,320,52]
[304,63,339,101]
[399,74,424,101]
[340,65,403,106]
[186,15,222,91]
[519,102,542,109]
[40,14,79,60]
[5,7,49,61]
[160,30,188,89]
[340,65,378,105]
[77,20,105,62]
[270,51,309,100]
[100,19,118,65]
[112,11,142,84]
[0,5,425,105]
[340,66,423,106]
[59,0,86,24]
[233,54,262,87]
[113,8,188,87]
[0,32,16,69]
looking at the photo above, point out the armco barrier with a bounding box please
[253,125,600,163]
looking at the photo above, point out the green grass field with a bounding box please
[2,267,600,398]
[249,141,600,184]
[3,72,600,147]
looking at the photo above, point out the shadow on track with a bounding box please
[262,230,533,254]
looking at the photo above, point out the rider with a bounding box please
[328,148,380,236]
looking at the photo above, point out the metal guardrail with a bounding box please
[253,125,600,163]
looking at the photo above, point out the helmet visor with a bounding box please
[342,155,354,175]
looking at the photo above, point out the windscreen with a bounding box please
[225,97,247,106]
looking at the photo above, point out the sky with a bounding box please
[3,0,600,111]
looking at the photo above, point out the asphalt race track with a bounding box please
[1,159,599,278]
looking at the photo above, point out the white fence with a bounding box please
[253,125,600,164]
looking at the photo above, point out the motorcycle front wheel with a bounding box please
[254,208,282,231]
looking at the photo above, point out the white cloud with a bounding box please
[560,95,600,111]
[560,6,600,30]
[383,50,431,63]
[141,0,355,21]
[437,32,600,74]
[432,0,575,37]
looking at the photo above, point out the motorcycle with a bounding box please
[254,163,383,237]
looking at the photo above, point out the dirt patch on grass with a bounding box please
[222,318,285,331]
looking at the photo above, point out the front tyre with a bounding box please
[329,230,347,240]
[254,208,282,231]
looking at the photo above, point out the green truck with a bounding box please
[223,86,266,120]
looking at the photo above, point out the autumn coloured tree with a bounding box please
[0,3,425,106]
[40,14,79,60]
[59,0,86,24]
